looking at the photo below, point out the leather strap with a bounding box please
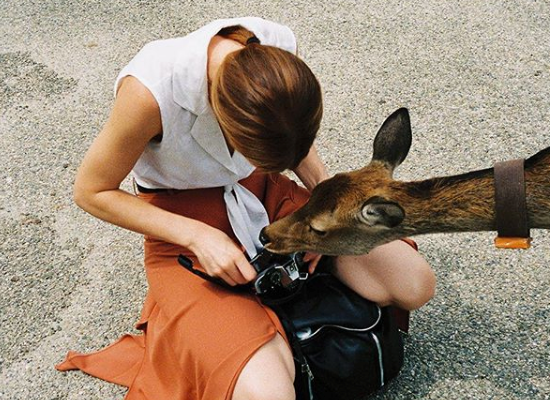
[177,254,250,292]
[493,158,531,249]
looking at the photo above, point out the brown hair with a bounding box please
[210,26,323,172]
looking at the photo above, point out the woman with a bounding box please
[56,17,435,400]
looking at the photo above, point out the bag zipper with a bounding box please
[296,305,382,342]
[301,358,315,400]
[370,331,385,387]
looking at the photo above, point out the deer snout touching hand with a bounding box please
[264,108,550,255]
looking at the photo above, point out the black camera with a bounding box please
[249,248,308,297]
[177,233,308,299]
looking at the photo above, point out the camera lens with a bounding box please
[270,270,282,285]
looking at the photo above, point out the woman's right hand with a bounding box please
[186,222,258,286]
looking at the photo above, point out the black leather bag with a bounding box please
[270,271,405,400]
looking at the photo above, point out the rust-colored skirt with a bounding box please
[56,172,311,400]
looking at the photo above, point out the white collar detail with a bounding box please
[224,182,269,258]
[172,17,271,116]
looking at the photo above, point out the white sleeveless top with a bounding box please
[114,17,297,190]
[115,17,298,256]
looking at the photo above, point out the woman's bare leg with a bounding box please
[334,240,436,310]
[232,333,295,400]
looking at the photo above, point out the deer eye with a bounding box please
[309,225,327,236]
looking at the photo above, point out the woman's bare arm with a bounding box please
[74,77,189,244]
[74,76,256,285]
[292,145,329,192]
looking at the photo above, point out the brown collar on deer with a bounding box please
[493,158,532,249]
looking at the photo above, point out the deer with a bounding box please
[263,108,550,255]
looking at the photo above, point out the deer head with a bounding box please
[264,107,550,255]
[264,108,416,255]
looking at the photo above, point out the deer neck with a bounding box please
[398,168,496,236]
[396,154,550,237]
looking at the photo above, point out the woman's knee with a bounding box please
[232,334,296,400]
[334,240,436,310]
[380,245,436,310]
[396,262,436,310]
[234,381,295,400]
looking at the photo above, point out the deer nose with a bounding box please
[259,227,270,246]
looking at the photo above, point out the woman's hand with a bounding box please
[187,222,257,286]
[303,252,322,274]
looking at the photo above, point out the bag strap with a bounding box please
[177,254,250,293]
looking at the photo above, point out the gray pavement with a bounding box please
[1,1,549,399]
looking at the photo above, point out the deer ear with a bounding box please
[371,108,412,175]
[360,197,405,228]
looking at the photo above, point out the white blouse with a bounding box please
[115,17,298,256]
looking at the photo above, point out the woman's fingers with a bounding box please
[192,227,257,286]
[304,252,322,274]
[223,270,246,286]
[219,250,256,285]
[203,251,256,286]
[235,255,258,283]
[209,258,248,286]
[224,262,250,285]
[217,271,239,287]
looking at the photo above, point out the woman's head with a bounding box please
[210,26,323,173]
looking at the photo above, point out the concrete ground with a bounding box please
[1,0,549,399]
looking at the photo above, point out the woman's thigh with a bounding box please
[143,252,294,398]
[232,333,295,400]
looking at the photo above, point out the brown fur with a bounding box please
[264,110,550,255]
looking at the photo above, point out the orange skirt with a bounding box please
[56,172,311,400]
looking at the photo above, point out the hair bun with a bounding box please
[246,36,261,45]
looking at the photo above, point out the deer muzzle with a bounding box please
[262,217,309,254]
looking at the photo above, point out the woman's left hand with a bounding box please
[303,252,322,274]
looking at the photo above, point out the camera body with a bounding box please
[250,249,308,297]
[177,230,309,299]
